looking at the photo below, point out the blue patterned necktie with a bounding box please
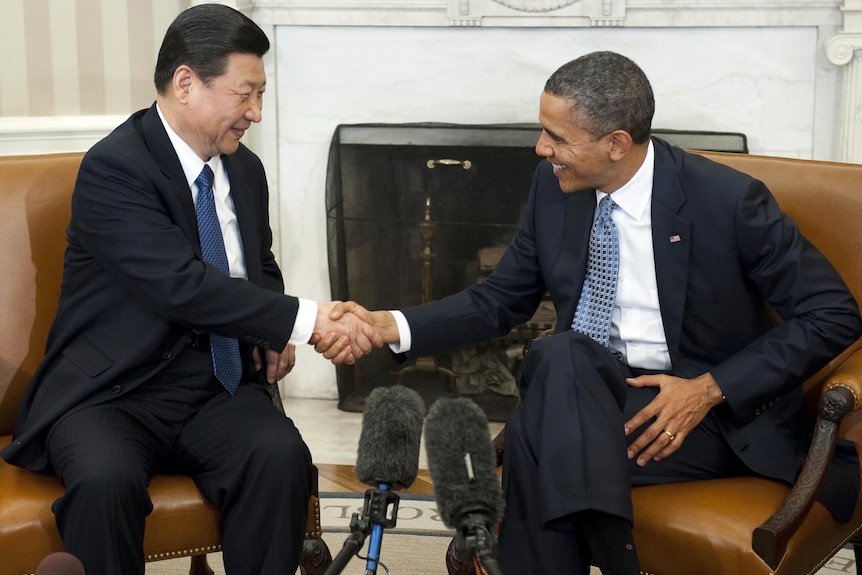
[571,195,620,349]
[195,165,242,395]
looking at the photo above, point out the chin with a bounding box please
[554,177,579,194]
[219,143,241,156]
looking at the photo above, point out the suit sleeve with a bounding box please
[709,178,862,418]
[402,165,551,357]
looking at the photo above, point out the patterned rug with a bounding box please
[144,493,857,574]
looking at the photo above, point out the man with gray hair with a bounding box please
[325,51,861,574]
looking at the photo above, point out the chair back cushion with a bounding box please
[697,152,862,414]
[697,152,862,308]
[0,153,83,436]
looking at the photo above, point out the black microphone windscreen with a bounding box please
[354,385,426,489]
[35,552,86,575]
[424,397,504,528]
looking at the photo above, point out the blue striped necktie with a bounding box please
[571,195,620,351]
[195,165,242,395]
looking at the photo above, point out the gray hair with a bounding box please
[544,51,654,144]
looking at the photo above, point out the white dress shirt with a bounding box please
[392,141,671,370]
[599,141,670,370]
[157,104,315,346]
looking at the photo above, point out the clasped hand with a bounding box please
[309,301,386,365]
[624,372,725,466]
[310,301,399,365]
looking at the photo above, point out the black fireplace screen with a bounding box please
[325,123,747,418]
[325,123,549,418]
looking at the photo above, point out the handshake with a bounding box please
[254,301,396,384]
[309,301,398,366]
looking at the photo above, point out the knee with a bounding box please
[526,330,593,362]
[245,431,312,483]
[520,331,590,391]
[56,464,153,518]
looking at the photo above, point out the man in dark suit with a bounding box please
[0,5,380,575]
[324,51,862,574]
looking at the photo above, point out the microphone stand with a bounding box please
[456,506,504,575]
[323,486,401,575]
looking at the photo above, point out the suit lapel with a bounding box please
[140,105,202,254]
[650,142,691,363]
[554,190,595,333]
[222,153,263,284]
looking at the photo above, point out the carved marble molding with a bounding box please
[449,0,624,26]
[826,31,862,65]
[246,0,857,28]
[249,0,843,28]
[825,1,862,162]
[826,0,862,65]
[489,0,580,10]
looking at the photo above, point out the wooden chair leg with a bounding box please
[189,554,214,575]
[852,532,862,575]
[299,537,333,575]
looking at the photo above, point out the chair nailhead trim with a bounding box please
[145,545,222,561]
[826,382,860,409]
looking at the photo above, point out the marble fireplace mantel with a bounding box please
[199,0,862,399]
[242,0,851,29]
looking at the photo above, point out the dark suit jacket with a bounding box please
[401,138,862,516]
[2,104,299,472]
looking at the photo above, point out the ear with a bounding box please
[172,65,195,104]
[607,130,634,161]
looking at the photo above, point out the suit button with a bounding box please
[162,351,172,360]
[111,385,122,394]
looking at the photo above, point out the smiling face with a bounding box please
[534,91,621,194]
[177,52,266,160]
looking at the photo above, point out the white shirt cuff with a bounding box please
[289,298,318,345]
[388,310,412,354]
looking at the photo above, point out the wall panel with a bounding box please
[0,0,189,118]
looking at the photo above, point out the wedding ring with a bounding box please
[663,430,676,441]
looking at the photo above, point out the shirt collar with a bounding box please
[156,103,222,188]
[596,139,654,221]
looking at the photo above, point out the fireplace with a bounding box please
[324,123,746,418]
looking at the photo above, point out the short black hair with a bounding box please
[544,51,654,144]
[154,4,270,94]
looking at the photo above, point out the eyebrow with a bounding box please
[543,126,565,142]
[239,79,266,90]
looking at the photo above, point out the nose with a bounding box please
[246,98,263,123]
[535,131,553,157]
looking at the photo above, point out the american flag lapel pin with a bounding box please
[669,234,682,243]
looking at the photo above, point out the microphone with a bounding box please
[424,397,505,575]
[324,385,425,575]
[35,552,86,575]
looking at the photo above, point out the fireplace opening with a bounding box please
[325,123,747,420]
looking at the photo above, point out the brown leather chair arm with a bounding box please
[822,346,862,410]
[752,347,862,569]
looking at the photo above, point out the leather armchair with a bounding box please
[0,152,333,575]
[446,151,862,575]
